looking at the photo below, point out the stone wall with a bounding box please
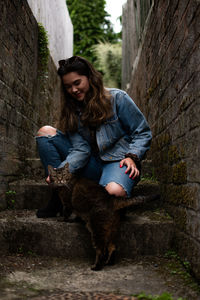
[122,0,200,279]
[0,0,71,208]
[122,0,153,89]
[27,0,73,67]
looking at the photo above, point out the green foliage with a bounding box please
[164,251,200,293]
[141,168,158,182]
[5,190,16,209]
[66,0,119,63]
[5,190,16,195]
[38,23,50,72]
[136,292,184,300]
[93,41,122,88]
[165,251,191,273]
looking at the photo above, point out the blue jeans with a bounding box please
[36,130,138,197]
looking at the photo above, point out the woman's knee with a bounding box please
[37,125,57,137]
[105,182,127,197]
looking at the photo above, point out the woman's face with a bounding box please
[62,72,90,101]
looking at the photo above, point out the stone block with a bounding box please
[0,180,8,211]
[187,209,200,242]
[162,183,198,210]
[187,159,200,184]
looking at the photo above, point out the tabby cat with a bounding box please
[48,163,156,271]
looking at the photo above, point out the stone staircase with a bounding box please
[1,176,200,300]
[0,178,174,260]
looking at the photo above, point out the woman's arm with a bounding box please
[116,90,152,161]
[65,132,91,173]
[114,90,152,179]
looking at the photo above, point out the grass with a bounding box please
[135,292,185,300]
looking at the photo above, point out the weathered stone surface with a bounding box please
[7,180,52,210]
[5,179,161,211]
[187,209,200,242]
[122,0,200,279]
[0,255,199,300]
[0,210,174,259]
[0,0,66,207]
[175,228,200,281]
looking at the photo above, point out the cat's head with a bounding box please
[48,163,71,186]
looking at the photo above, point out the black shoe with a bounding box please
[36,188,63,218]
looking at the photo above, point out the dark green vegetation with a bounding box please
[38,22,49,72]
[5,190,16,209]
[135,292,184,300]
[66,0,120,63]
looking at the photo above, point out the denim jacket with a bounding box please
[66,89,152,173]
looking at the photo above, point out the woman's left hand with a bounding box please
[120,157,140,180]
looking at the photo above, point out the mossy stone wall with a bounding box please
[122,0,200,279]
[0,0,64,208]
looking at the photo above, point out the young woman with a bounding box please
[36,56,152,218]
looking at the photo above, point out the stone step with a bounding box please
[7,179,161,210]
[0,209,174,260]
[7,180,52,210]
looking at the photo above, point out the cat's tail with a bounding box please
[113,193,160,211]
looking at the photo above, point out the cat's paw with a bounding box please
[91,254,107,271]
[91,263,104,271]
[106,250,116,266]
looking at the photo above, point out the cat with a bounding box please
[48,163,157,271]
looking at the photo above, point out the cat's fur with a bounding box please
[48,163,155,270]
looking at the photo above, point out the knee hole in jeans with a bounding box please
[37,125,57,137]
[105,182,127,197]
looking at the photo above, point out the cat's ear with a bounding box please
[48,165,54,175]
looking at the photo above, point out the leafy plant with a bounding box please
[93,41,122,88]
[136,292,184,300]
[164,251,200,293]
[141,175,158,182]
[5,190,16,209]
[66,0,119,63]
[38,22,50,72]
[165,251,191,270]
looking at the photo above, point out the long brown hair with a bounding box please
[57,56,113,132]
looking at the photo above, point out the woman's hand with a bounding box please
[120,157,140,180]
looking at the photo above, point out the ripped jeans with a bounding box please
[36,130,138,197]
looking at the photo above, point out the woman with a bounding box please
[36,56,152,218]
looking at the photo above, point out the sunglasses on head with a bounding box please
[58,56,85,67]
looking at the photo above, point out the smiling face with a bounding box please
[62,72,90,101]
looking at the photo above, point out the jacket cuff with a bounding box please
[125,153,141,169]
